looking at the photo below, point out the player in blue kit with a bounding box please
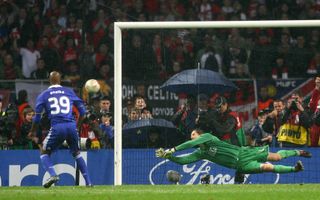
[28,71,92,188]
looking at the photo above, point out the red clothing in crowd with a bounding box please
[91,19,110,48]
[63,47,77,63]
[309,87,320,146]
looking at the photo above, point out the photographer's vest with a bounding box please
[277,112,308,145]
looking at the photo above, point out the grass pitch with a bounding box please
[0,184,319,200]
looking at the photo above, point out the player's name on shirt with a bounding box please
[50,90,65,95]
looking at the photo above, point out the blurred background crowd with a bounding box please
[0,0,320,150]
[0,0,319,82]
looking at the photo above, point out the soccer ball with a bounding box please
[85,79,100,93]
[166,170,181,184]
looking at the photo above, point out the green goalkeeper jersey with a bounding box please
[169,133,243,169]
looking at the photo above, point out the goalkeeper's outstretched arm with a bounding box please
[168,150,203,165]
[156,130,211,164]
[156,148,203,165]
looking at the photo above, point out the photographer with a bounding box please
[0,103,19,149]
[249,110,273,147]
[79,109,103,149]
[277,92,312,147]
[197,96,244,146]
[0,97,8,149]
[196,95,247,184]
[171,95,198,141]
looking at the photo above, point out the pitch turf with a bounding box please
[0,184,319,200]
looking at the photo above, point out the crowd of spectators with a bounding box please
[0,88,164,149]
[0,0,319,84]
[2,81,320,150]
[1,0,320,149]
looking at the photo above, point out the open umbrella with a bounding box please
[123,118,175,130]
[122,118,179,148]
[160,69,238,95]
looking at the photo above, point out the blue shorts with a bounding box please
[42,122,80,154]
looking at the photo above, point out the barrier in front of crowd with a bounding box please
[0,148,318,186]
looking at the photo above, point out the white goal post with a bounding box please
[113,20,320,185]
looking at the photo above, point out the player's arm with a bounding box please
[158,133,212,157]
[168,150,203,165]
[75,106,86,132]
[72,91,87,130]
[72,91,86,117]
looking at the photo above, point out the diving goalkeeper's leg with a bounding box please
[241,160,304,174]
[267,150,312,162]
[260,161,304,173]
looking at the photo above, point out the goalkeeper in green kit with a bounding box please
[156,129,311,174]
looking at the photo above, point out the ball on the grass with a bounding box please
[85,79,100,93]
[166,170,181,184]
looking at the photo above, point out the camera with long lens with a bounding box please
[86,112,97,122]
[80,110,98,150]
[5,104,18,123]
[0,113,6,148]
[1,104,18,146]
[0,107,6,131]
[290,98,298,110]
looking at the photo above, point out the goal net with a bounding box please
[114,20,320,185]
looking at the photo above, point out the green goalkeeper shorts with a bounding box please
[236,145,269,174]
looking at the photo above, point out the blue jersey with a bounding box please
[33,85,86,125]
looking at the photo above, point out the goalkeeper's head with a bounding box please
[191,128,204,140]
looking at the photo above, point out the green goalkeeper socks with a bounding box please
[277,150,299,159]
[273,165,295,173]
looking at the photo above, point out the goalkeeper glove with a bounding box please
[163,148,176,157]
[156,148,165,158]
[156,148,176,158]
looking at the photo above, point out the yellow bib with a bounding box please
[277,124,308,145]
